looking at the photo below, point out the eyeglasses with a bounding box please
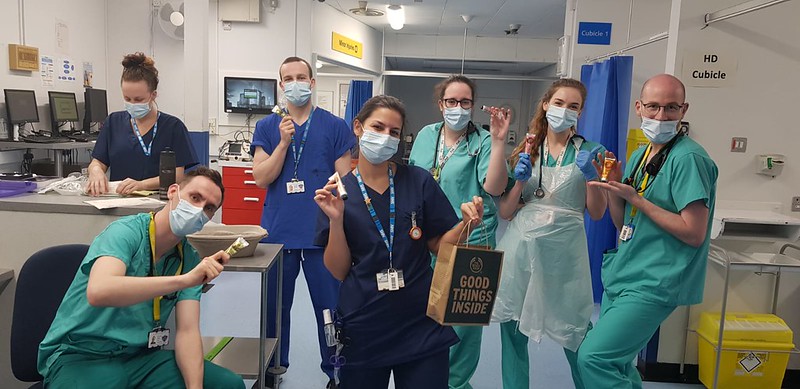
[442,98,474,109]
[641,101,685,115]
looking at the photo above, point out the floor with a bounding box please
[200,270,705,389]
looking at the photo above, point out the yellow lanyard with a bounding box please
[149,213,184,325]
[629,145,653,219]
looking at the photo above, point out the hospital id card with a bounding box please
[619,224,634,242]
[376,268,405,291]
[147,327,170,349]
[286,179,306,194]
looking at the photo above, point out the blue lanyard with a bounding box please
[291,108,315,179]
[131,112,161,156]
[354,165,395,268]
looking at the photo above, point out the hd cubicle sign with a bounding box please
[332,32,363,59]
[577,22,612,45]
[682,51,738,87]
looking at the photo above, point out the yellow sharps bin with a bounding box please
[626,128,649,161]
[697,312,794,389]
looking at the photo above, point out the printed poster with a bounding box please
[59,58,77,82]
[83,62,94,87]
[40,55,55,87]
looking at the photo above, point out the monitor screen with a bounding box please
[49,91,79,122]
[84,88,108,123]
[228,142,242,154]
[4,89,39,124]
[224,77,277,115]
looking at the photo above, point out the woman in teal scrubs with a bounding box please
[408,75,511,389]
[493,78,607,389]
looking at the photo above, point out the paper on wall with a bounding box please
[59,58,77,82]
[40,55,55,87]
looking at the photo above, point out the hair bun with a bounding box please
[122,52,155,70]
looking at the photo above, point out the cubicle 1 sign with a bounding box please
[681,51,738,87]
[577,22,612,45]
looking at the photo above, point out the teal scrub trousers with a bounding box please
[576,293,676,389]
[499,321,589,389]
[448,325,482,389]
[45,349,245,389]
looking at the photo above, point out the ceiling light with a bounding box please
[386,5,405,30]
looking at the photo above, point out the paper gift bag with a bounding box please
[427,241,504,326]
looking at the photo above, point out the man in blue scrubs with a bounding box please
[251,56,356,388]
[579,74,718,388]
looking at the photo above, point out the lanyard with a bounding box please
[354,166,395,268]
[290,107,316,179]
[149,212,184,325]
[542,135,569,168]
[131,112,161,156]
[435,127,466,173]
[627,144,653,220]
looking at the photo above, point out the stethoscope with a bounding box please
[432,122,481,163]
[533,134,585,198]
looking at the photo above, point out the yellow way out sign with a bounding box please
[332,32,363,59]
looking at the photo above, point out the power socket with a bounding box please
[208,118,218,135]
[793,196,800,212]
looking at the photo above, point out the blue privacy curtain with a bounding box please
[578,56,633,302]
[343,80,373,129]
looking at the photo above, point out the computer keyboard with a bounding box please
[68,133,100,142]
[19,135,72,143]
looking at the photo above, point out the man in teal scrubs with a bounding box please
[38,167,245,389]
[408,75,510,389]
[580,74,718,388]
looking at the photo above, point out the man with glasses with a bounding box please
[39,167,245,389]
[577,74,718,388]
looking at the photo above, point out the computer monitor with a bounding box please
[49,91,79,122]
[224,77,277,115]
[84,88,108,131]
[4,89,39,124]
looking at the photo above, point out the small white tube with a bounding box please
[328,172,348,200]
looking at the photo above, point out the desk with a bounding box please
[0,140,94,177]
[203,244,284,389]
[0,268,13,294]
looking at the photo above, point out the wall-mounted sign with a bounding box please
[332,32,363,59]
[682,51,737,87]
[577,22,612,45]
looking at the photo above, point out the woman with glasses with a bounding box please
[407,75,511,389]
[493,78,608,389]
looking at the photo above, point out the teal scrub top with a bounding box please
[38,213,202,378]
[409,122,512,246]
[601,136,718,306]
[537,135,604,167]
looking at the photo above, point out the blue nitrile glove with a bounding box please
[514,153,532,182]
[576,146,602,181]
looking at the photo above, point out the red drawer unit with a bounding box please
[221,166,265,225]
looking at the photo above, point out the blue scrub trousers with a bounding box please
[267,248,340,378]
[499,321,587,389]
[341,350,449,389]
[576,293,675,389]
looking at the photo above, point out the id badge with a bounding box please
[619,224,635,242]
[376,268,405,291]
[147,327,170,349]
[286,179,306,194]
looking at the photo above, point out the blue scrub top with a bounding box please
[314,164,460,368]
[92,111,198,181]
[251,107,355,249]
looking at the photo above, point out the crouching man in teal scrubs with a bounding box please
[579,74,718,388]
[38,167,245,389]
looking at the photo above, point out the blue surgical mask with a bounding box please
[284,81,312,106]
[359,130,399,164]
[443,107,471,131]
[641,118,679,144]
[125,102,151,119]
[546,106,579,133]
[169,188,210,237]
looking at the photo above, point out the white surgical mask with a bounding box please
[546,106,579,133]
[359,130,399,164]
[125,102,151,119]
[443,107,471,131]
[168,188,209,237]
[641,118,679,144]
[284,81,312,106]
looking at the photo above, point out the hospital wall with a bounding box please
[0,0,108,170]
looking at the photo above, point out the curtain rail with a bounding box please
[585,32,668,63]
[704,0,792,29]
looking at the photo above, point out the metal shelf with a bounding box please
[203,337,278,379]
